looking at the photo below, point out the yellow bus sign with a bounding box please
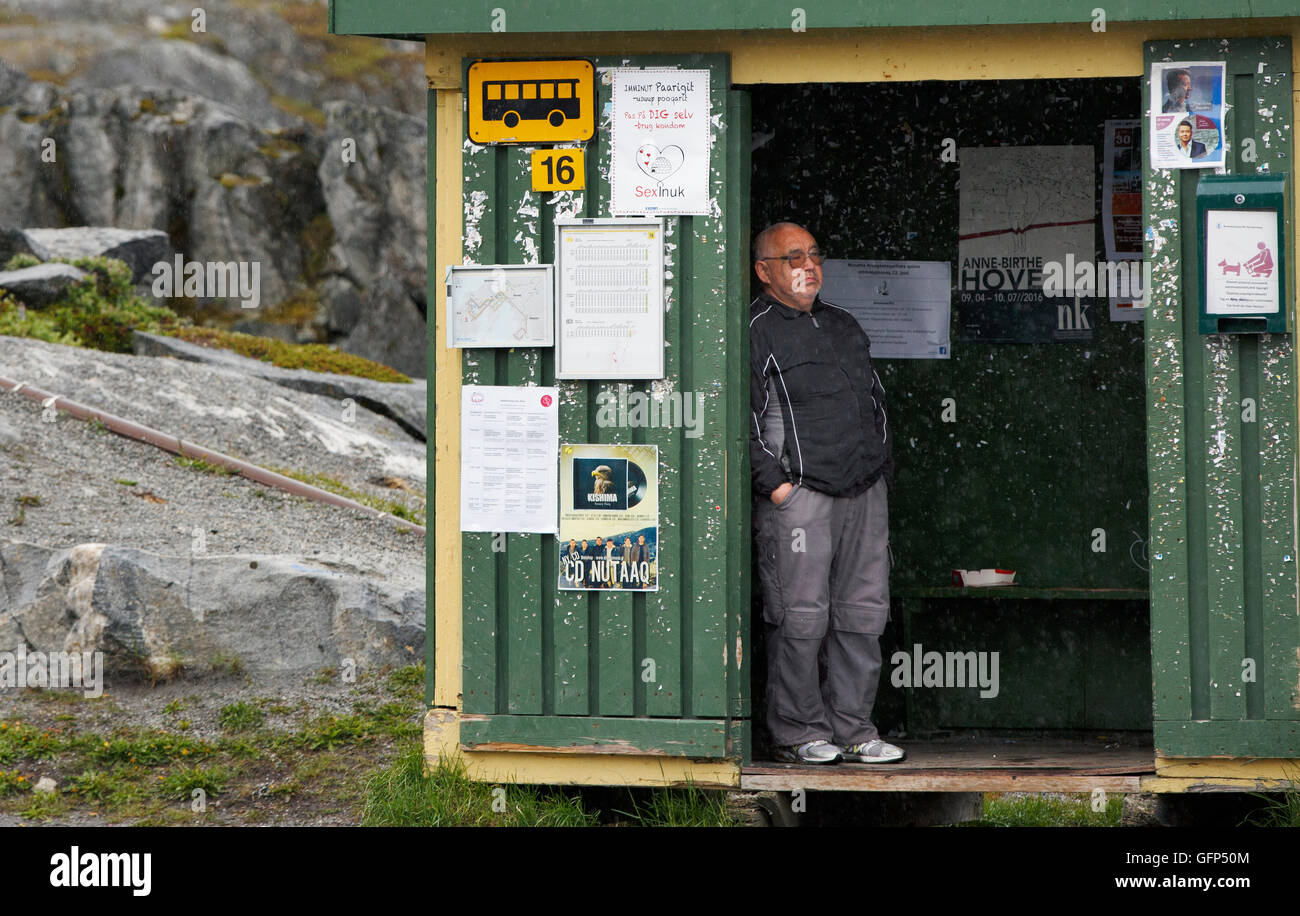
[468,59,595,144]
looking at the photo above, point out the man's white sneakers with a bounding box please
[776,739,845,764]
[841,739,906,764]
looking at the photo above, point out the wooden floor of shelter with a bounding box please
[743,735,1155,793]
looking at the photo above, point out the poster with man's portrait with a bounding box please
[558,444,659,592]
[1149,61,1226,170]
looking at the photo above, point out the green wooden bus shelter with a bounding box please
[331,1,1300,794]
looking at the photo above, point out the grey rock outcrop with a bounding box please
[0,262,86,306]
[0,0,426,117]
[0,16,429,376]
[74,38,288,128]
[132,330,427,439]
[0,87,324,308]
[0,59,29,106]
[317,101,427,378]
[0,228,52,265]
[23,227,170,284]
[0,539,425,677]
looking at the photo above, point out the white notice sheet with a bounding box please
[460,385,559,533]
[555,218,664,379]
[819,260,952,359]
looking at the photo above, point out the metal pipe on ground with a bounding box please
[0,374,426,536]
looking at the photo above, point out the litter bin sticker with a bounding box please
[1205,209,1280,315]
[558,443,658,591]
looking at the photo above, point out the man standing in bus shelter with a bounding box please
[749,221,903,766]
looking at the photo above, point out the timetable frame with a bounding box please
[554,217,665,379]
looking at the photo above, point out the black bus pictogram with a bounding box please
[483,78,582,129]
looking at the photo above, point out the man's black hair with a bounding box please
[1166,68,1191,93]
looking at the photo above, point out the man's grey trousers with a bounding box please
[755,478,890,748]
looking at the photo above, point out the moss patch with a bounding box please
[262,466,425,526]
[164,326,410,383]
[218,172,266,189]
[271,94,326,128]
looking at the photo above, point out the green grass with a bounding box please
[218,702,265,732]
[385,663,425,703]
[270,93,326,128]
[361,745,598,827]
[611,783,742,827]
[174,455,237,476]
[976,792,1123,827]
[87,731,214,768]
[208,651,245,677]
[0,255,183,351]
[0,769,30,797]
[1247,792,1300,827]
[263,466,425,525]
[158,765,229,801]
[67,768,117,802]
[114,478,138,487]
[0,668,438,824]
[360,742,740,827]
[0,721,68,763]
[1246,767,1300,826]
[294,713,374,751]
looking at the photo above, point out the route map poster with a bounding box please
[557,443,659,592]
[609,68,711,216]
[446,264,554,348]
[957,146,1097,343]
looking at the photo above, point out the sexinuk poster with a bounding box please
[609,68,711,217]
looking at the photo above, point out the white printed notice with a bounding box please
[1205,209,1280,315]
[610,69,711,216]
[460,385,559,533]
[555,217,664,379]
[819,260,952,359]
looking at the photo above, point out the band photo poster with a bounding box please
[557,443,659,591]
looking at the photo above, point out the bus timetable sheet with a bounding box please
[555,218,664,379]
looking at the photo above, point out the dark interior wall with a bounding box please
[747,78,1148,590]
[744,79,1153,740]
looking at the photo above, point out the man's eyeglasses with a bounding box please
[758,248,824,268]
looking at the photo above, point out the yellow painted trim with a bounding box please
[1142,775,1299,793]
[1155,755,1300,781]
[426,19,1300,88]
[433,87,464,708]
[423,709,741,787]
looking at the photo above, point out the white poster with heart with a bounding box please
[610,68,711,216]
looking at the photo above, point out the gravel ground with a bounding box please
[0,336,425,576]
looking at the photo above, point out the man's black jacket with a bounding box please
[749,289,892,499]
